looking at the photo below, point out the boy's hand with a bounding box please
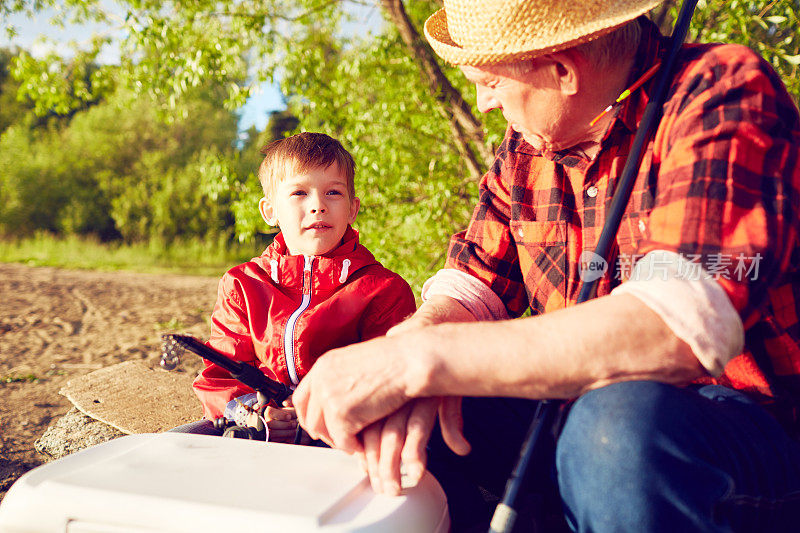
[265,400,301,443]
[245,398,302,443]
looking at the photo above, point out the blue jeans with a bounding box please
[557,381,800,532]
[426,383,800,532]
[168,419,223,435]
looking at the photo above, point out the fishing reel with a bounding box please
[213,390,272,441]
[213,415,267,441]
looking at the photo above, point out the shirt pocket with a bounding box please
[510,220,567,314]
[615,211,649,282]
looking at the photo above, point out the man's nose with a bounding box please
[476,86,499,114]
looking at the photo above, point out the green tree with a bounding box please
[1,1,492,287]
[653,0,799,103]
[0,86,241,242]
[0,48,32,133]
[4,0,799,288]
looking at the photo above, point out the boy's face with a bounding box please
[259,163,360,256]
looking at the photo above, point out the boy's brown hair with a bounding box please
[258,132,356,201]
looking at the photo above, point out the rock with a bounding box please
[33,361,202,463]
[60,360,201,434]
[34,407,125,461]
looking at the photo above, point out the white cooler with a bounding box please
[0,433,449,532]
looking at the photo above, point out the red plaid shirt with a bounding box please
[447,18,800,428]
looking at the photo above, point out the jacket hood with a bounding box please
[252,226,379,291]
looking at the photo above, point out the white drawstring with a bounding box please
[339,259,351,284]
[270,260,279,283]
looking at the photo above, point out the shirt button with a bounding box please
[638,220,646,233]
[586,186,599,198]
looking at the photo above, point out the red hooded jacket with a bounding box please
[193,227,416,419]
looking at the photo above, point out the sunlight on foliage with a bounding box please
[1,0,798,293]
[657,0,800,103]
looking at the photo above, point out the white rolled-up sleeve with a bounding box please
[422,268,509,321]
[611,250,744,376]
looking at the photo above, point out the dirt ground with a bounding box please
[0,262,219,500]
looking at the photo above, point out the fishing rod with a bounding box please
[488,1,699,531]
[161,333,292,403]
[160,333,304,442]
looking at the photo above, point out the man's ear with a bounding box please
[543,50,581,96]
[348,197,361,223]
[258,197,278,226]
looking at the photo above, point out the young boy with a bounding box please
[192,132,416,442]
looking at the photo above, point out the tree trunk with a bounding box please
[379,0,494,178]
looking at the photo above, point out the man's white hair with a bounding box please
[575,20,642,69]
[498,20,642,77]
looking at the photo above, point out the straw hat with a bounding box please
[424,0,663,66]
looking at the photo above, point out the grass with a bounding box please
[1,374,40,384]
[0,233,267,278]
[156,318,188,331]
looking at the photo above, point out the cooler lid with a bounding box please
[0,433,449,532]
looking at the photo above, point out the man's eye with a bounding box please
[327,190,343,196]
[291,190,306,196]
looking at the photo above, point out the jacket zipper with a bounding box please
[284,255,313,386]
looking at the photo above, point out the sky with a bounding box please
[0,4,383,132]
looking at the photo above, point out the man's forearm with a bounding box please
[403,293,706,400]
[409,295,478,325]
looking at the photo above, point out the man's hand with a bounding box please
[293,333,417,453]
[294,295,475,459]
[359,398,437,495]
[357,396,471,496]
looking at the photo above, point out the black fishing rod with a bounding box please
[488,1,699,531]
[161,333,292,403]
[160,333,304,442]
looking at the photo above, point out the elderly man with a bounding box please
[295,0,800,530]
